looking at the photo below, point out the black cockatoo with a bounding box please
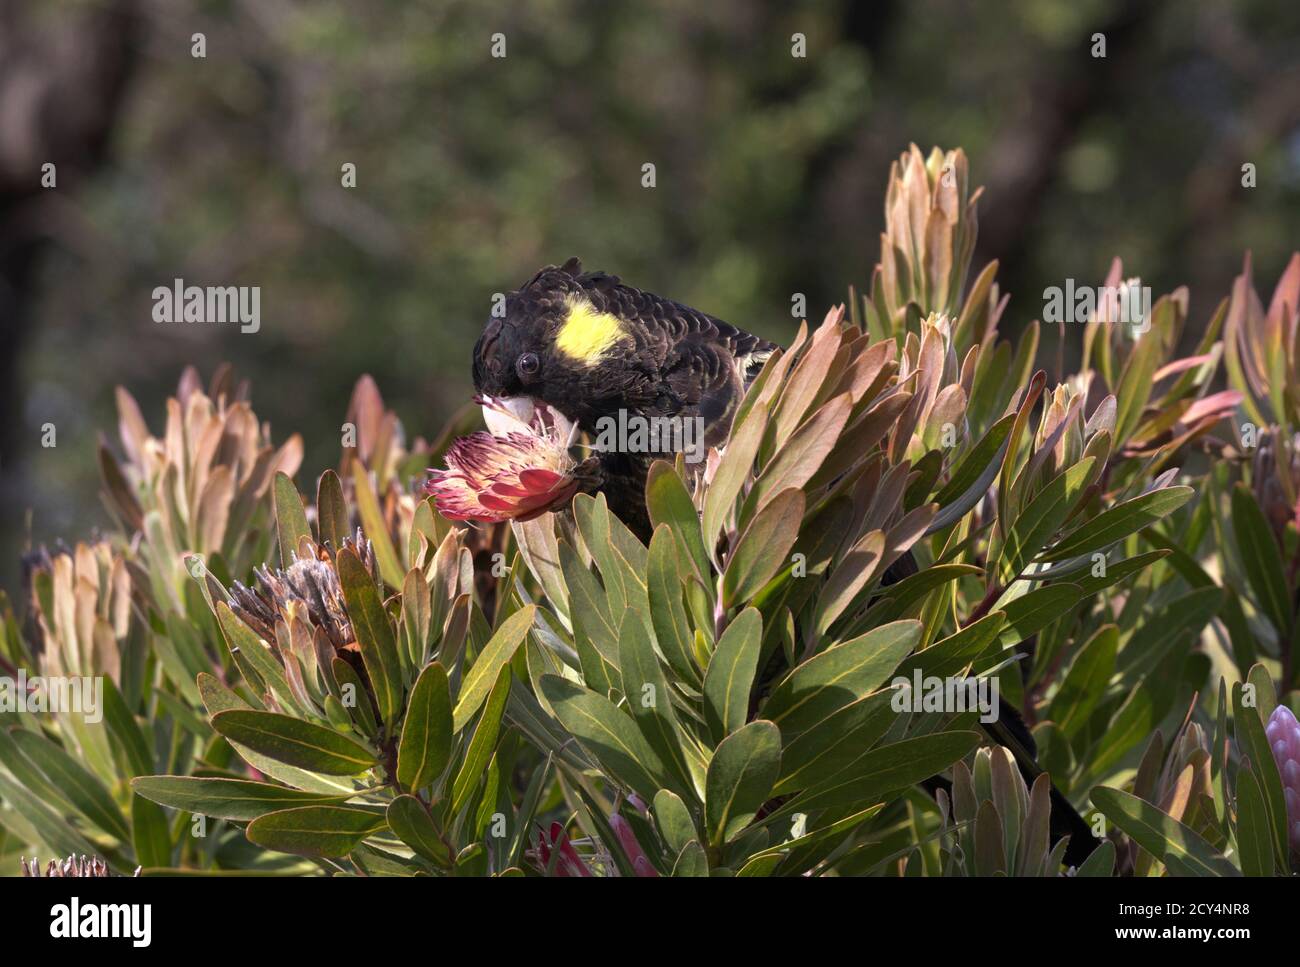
[467,257,1099,866]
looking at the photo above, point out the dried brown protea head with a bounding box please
[227,528,376,653]
[21,853,138,877]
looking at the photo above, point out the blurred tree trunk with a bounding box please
[0,0,138,560]
[974,0,1159,301]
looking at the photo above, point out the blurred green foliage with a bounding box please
[6,0,1300,591]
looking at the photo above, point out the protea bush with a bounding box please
[1,145,1297,877]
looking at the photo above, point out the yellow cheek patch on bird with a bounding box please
[554,297,627,365]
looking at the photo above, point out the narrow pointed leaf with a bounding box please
[453,604,534,732]
[397,661,453,792]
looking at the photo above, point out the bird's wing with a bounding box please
[576,273,777,443]
[657,340,747,448]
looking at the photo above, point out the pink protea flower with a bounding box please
[534,822,594,877]
[1266,704,1300,853]
[425,396,596,524]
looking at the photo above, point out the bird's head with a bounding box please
[472,257,637,430]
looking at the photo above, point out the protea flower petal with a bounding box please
[480,395,537,435]
[425,397,585,524]
[534,822,593,877]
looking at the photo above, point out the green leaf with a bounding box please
[1234,765,1274,876]
[618,609,692,795]
[400,567,432,671]
[1072,550,1169,596]
[771,731,982,821]
[996,371,1047,535]
[130,776,349,822]
[896,611,1006,681]
[1113,319,1162,445]
[1082,684,1161,781]
[396,661,453,792]
[246,805,386,858]
[131,793,172,869]
[539,675,664,802]
[331,657,380,737]
[8,731,129,840]
[997,585,1083,646]
[337,547,404,728]
[0,728,70,811]
[453,604,534,732]
[211,710,377,775]
[750,393,853,511]
[560,541,618,688]
[1230,483,1294,636]
[672,840,710,876]
[747,804,885,874]
[773,690,896,795]
[1074,839,1116,876]
[1046,624,1117,737]
[702,405,768,563]
[454,842,489,876]
[450,667,511,817]
[1246,662,1278,725]
[866,564,984,622]
[999,458,1095,580]
[763,620,919,736]
[932,414,1015,511]
[813,531,885,635]
[653,789,699,855]
[387,794,453,867]
[973,799,1006,875]
[1116,586,1221,680]
[572,493,628,615]
[705,720,782,846]
[215,601,298,714]
[316,469,350,552]
[350,461,405,589]
[200,677,357,795]
[1089,786,1239,877]
[273,471,311,569]
[646,460,710,582]
[102,677,153,778]
[703,608,763,740]
[722,488,804,608]
[647,525,703,686]
[735,853,784,876]
[1233,682,1290,865]
[0,772,104,871]
[1039,487,1194,562]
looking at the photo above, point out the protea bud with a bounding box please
[872,145,981,328]
[608,812,660,878]
[1265,705,1300,853]
[227,529,376,654]
[1224,252,1300,430]
[890,312,968,460]
[1155,721,1216,836]
[425,396,596,524]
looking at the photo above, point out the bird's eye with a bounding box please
[516,352,540,378]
